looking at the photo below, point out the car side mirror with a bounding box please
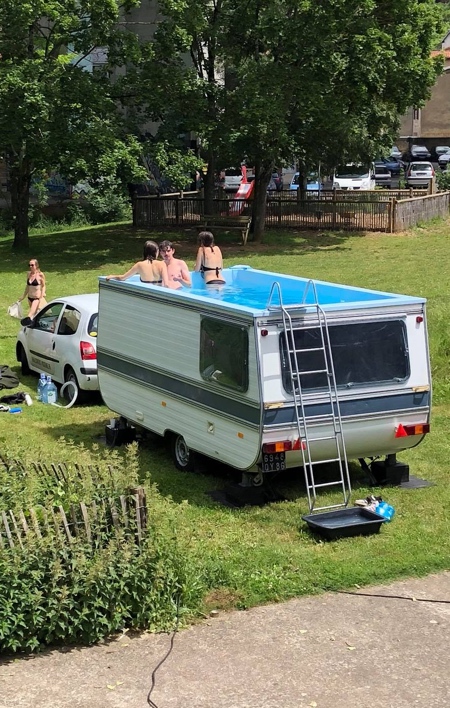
[20,317,35,327]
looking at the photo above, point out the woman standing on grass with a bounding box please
[106,240,169,286]
[18,258,46,319]
[195,231,226,285]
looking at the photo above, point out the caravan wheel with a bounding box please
[170,433,195,472]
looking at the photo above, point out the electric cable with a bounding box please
[337,590,450,604]
[147,595,181,708]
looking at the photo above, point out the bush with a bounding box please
[0,529,202,652]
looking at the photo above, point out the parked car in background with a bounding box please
[289,172,323,191]
[377,157,404,175]
[332,163,375,190]
[219,167,243,192]
[438,152,450,169]
[374,163,392,188]
[16,294,99,402]
[434,145,450,159]
[409,145,431,161]
[390,146,402,159]
[405,161,434,188]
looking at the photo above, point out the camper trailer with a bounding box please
[97,267,431,510]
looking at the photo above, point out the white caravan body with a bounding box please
[97,267,431,476]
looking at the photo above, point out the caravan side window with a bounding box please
[200,317,249,392]
[280,320,409,393]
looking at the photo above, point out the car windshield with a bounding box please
[335,165,368,177]
[410,163,431,171]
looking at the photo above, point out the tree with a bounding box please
[135,0,443,241]
[0,0,146,249]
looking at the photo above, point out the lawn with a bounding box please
[1,219,450,618]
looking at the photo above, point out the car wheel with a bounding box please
[170,433,196,472]
[17,344,31,375]
[64,366,88,404]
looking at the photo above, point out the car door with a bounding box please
[53,304,82,382]
[25,302,65,378]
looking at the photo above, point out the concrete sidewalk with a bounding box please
[0,572,449,708]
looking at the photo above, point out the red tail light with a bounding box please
[395,423,430,438]
[80,341,97,360]
[262,441,292,453]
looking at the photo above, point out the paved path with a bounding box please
[0,572,449,708]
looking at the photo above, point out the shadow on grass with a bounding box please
[0,222,366,276]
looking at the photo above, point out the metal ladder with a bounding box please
[267,280,351,513]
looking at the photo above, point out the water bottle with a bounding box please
[375,501,395,522]
[43,375,58,405]
[37,373,46,402]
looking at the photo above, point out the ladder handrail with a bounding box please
[273,278,352,513]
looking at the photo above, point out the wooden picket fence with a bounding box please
[0,459,148,550]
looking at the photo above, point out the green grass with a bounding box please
[1,219,450,615]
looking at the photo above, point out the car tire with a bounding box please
[17,344,31,375]
[169,433,196,472]
[64,366,88,404]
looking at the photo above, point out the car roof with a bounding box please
[51,293,99,312]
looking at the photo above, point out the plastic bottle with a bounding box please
[374,501,395,522]
[43,375,58,405]
[37,373,46,402]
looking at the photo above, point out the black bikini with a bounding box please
[140,278,162,284]
[28,278,39,286]
[27,276,41,302]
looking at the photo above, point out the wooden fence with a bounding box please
[393,191,450,231]
[133,189,447,233]
[0,459,148,550]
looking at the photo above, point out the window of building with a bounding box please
[200,317,249,392]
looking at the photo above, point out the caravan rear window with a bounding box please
[200,317,249,392]
[280,320,408,392]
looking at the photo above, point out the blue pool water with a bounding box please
[105,266,424,314]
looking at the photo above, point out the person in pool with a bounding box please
[194,231,226,285]
[106,240,169,286]
[158,239,191,289]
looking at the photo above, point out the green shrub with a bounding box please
[0,529,202,652]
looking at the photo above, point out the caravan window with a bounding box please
[200,317,249,392]
[280,320,409,393]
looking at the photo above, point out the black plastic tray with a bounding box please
[302,507,387,540]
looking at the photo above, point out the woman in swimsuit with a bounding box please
[194,231,226,285]
[106,240,169,286]
[18,258,46,318]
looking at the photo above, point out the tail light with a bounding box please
[395,423,430,438]
[262,441,292,453]
[80,341,96,360]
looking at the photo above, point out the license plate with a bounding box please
[262,452,286,473]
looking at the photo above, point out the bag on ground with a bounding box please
[0,366,20,390]
[7,301,23,319]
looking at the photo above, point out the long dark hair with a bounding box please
[198,231,215,251]
[143,240,159,262]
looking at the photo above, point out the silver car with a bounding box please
[16,294,99,402]
[405,162,435,188]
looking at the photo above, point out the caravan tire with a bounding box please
[170,433,196,472]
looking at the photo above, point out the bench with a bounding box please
[197,215,252,245]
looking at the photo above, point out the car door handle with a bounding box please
[52,341,56,350]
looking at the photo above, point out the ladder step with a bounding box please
[292,369,328,376]
[289,346,325,354]
[307,480,346,490]
[308,457,341,465]
[305,435,341,443]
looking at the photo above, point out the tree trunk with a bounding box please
[204,149,216,215]
[10,161,32,251]
[251,161,273,242]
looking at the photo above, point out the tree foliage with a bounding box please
[0,0,146,248]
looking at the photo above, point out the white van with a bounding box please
[333,164,375,190]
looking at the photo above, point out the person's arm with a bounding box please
[40,272,46,298]
[159,261,170,288]
[194,248,203,272]
[18,283,28,302]
[174,260,192,287]
[106,263,139,281]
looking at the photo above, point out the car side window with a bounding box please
[58,305,81,336]
[33,303,64,333]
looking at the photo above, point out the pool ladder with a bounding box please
[267,280,351,513]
